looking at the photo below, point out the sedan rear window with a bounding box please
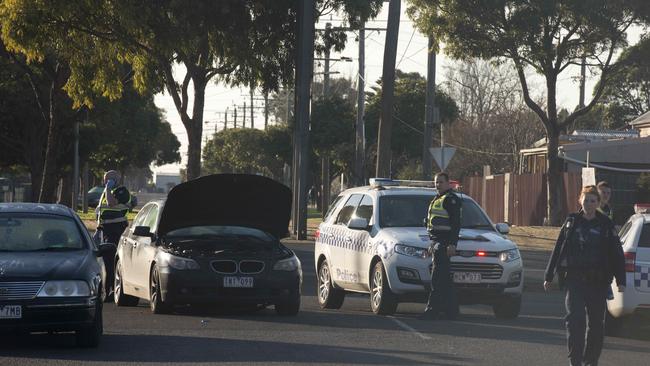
[0,214,85,251]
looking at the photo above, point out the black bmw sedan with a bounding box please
[114,174,302,315]
[0,203,111,347]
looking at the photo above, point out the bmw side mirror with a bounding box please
[133,225,155,238]
[495,223,510,234]
[96,242,116,257]
[348,217,369,230]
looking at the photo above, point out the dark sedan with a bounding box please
[0,203,112,347]
[114,174,302,315]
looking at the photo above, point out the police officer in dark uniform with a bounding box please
[423,172,461,320]
[544,185,625,366]
[95,170,131,301]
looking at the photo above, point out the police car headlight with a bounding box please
[273,255,301,271]
[499,248,520,263]
[159,252,200,270]
[394,244,430,259]
[36,281,91,297]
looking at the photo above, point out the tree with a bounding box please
[407,0,647,225]
[311,95,356,179]
[443,59,545,177]
[202,126,291,180]
[364,70,458,177]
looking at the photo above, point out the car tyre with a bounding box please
[75,303,102,348]
[150,266,171,314]
[492,296,521,319]
[275,289,301,316]
[317,259,345,309]
[114,260,139,307]
[370,261,398,315]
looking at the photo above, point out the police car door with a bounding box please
[330,194,363,288]
[633,221,650,293]
[344,194,374,292]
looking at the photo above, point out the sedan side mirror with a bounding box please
[348,217,369,230]
[133,226,155,238]
[495,223,510,234]
[96,242,116,257]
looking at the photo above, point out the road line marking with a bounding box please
[388,316,431,340]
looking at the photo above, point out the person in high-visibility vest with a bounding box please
[422,172,461,320]
[95,170,131,301]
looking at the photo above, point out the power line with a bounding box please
[396,28,416,68]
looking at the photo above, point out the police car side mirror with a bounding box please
[495,223,510,234]
[348,217,369,231]
[133,225,155,238]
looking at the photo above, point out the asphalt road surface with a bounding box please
[1,243,649,365]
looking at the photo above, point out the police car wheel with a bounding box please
[370,261,397,315]
[492,296,521,319]
[317,259,345,309]
[114,260,139,307]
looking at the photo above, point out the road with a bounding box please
[1,242,649,365]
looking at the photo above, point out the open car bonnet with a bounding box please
[157,174,292,239]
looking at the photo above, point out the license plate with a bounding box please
[0,305,22,319]
[223,277,254,288]
[453,272,481,284]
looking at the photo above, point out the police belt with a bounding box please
[565,269,606,283]
[100,216,128,225]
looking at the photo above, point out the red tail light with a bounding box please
[314,229,320,240]
[477,251,486,257]
[624,252,636,272]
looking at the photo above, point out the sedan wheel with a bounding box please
[114,261,139,307]
[150,266,171,314]
[317,260,345,309]
[370,261,397,315]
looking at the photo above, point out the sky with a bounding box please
[152,3,644,175]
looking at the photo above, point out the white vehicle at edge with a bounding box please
[314,179,524,318]
[606,207,650,330]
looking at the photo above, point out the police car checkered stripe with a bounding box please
[318,226,371,254]
[634,265,650,289]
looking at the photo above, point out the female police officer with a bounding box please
[544,185,625,366]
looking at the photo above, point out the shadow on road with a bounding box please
[0,333,469,365]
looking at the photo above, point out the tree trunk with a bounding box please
[184,76,207,181]
[38,77,64,203]
[546,130,565,226]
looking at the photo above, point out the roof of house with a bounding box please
[630,111,650,127]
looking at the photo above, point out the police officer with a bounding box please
[96,170,131,301]
[596,181,613,221]
[423,172,461,320]
[544,185,625,366]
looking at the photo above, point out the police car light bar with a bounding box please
[369,178,435,188]
[634,203,650,214]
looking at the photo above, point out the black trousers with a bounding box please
[98,221,127,297]
[424,242,458,318]
[565,279,608,366]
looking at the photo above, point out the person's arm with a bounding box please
[545,220,569,283]
[104,179,117,207]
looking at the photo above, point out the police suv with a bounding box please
[314,179,524,318]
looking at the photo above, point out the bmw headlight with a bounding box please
[37,280,91,297]
[394,244,430,259]
[499,248,521,263]
[273,255,301,271]
[159,252,200,270]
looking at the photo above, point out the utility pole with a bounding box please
[250,86,255,129]
[423,36,436,180]
[579,56,586,109]
[354,23,366,187]
[264,91,269,129]
[375,0,400,178]
[321,22,332,219]
[292,0,314,240]
[234,107,238,129]
[243,102,247,128]
[224,107,229,130]
[72,114,80,210]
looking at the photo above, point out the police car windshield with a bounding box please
[0,214,86,251]
[378,195,494,229]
